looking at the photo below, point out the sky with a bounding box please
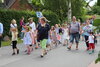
[86,0,97,6]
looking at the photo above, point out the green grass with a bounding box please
[2,39,23,47]
[95,51,100,63]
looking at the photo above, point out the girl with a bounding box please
[30,27,35,52]
[61,24,69,46]
[51,26,58,47]
[23,26,32,55]
[11,28,19,55]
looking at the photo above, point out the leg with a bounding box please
[27,45,31,55]
[84,35,89,50]
[12,41,16,55]
[91,43,95,53]
[67,34,74,50]
[40,39,47,57]
[0,36,2,48]
[75,33,79,50]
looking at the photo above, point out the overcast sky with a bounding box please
[86,0,97,6]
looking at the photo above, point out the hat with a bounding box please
[40,17,50,22]
[28,17,33,21]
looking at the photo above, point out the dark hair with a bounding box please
[89,32,94,35]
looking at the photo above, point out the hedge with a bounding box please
[93,19,100,27]
[0,9,60,36]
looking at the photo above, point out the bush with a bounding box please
[0,9,36,36]
[93,19,100,26]
[0,9,60,36]
[93,19,100,32]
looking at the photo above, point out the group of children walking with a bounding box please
[9,16,99,57]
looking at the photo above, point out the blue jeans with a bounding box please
[70,32,79,43]
[20,27,24,39]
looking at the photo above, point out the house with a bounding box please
[0,0,34,10]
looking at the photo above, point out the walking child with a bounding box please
[11,28,19,55]
[23,26,32,55]
[88,32,95,54]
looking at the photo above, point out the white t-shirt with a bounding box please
[89,35,94,43]
[10,24,17,28]
[29,22,36,32]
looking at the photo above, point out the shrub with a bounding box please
[93,19,100,32]
[0,9,60,36]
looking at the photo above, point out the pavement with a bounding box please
[0,38,100,67]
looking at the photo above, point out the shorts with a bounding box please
[70,32,79,43]
[40,39,47,49]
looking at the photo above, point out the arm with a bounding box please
[0,23,3,36]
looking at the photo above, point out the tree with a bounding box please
[32,0,86,23]
[97,0,100,6]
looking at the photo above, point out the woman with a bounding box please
[10,19,17,30]
[20,17,25,39]
[37,17,50,57]
[82,19,93,51]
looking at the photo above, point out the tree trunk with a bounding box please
[67,0,72,23]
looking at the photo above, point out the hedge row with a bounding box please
[0,9,60,36]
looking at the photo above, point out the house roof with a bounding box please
[5,0,16,9]
[4,0,34,9]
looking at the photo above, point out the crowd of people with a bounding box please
[0,16,100,58]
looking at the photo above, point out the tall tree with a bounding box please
[32,0,86,22]
[97,0,100,6]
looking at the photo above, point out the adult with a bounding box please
[10,19,17,28]
[37,17,50,57]
[20,17,25,39]
[28,18,36,32]
[0,22,3,48]
[10,19,17,32]
[82,19,93,50]
[67,16,81,50]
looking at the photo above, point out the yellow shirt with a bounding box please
[12,32,18,41]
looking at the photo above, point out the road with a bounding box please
[0,38,100,67]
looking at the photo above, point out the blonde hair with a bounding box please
[11,19,16,24]
[25,26,31,32]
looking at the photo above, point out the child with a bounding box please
[51,26,58,47]
[11,28,19,55]
[61,24,69,46]
[88,32,95,54]
[23,26,32,55]
[46,30,52,51]
[30,27,35,52]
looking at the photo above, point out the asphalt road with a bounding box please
[0,38,100,67]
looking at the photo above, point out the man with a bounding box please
[67,16,81,50]
[0,22,3,48]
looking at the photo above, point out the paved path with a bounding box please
[0,38,100,67]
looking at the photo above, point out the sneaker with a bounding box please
[92,50,94,53]
[67,47,71,50]
[35,46,39,49]
[17,49,19,54]
[40,55,44,58]
[12,53,15,55]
